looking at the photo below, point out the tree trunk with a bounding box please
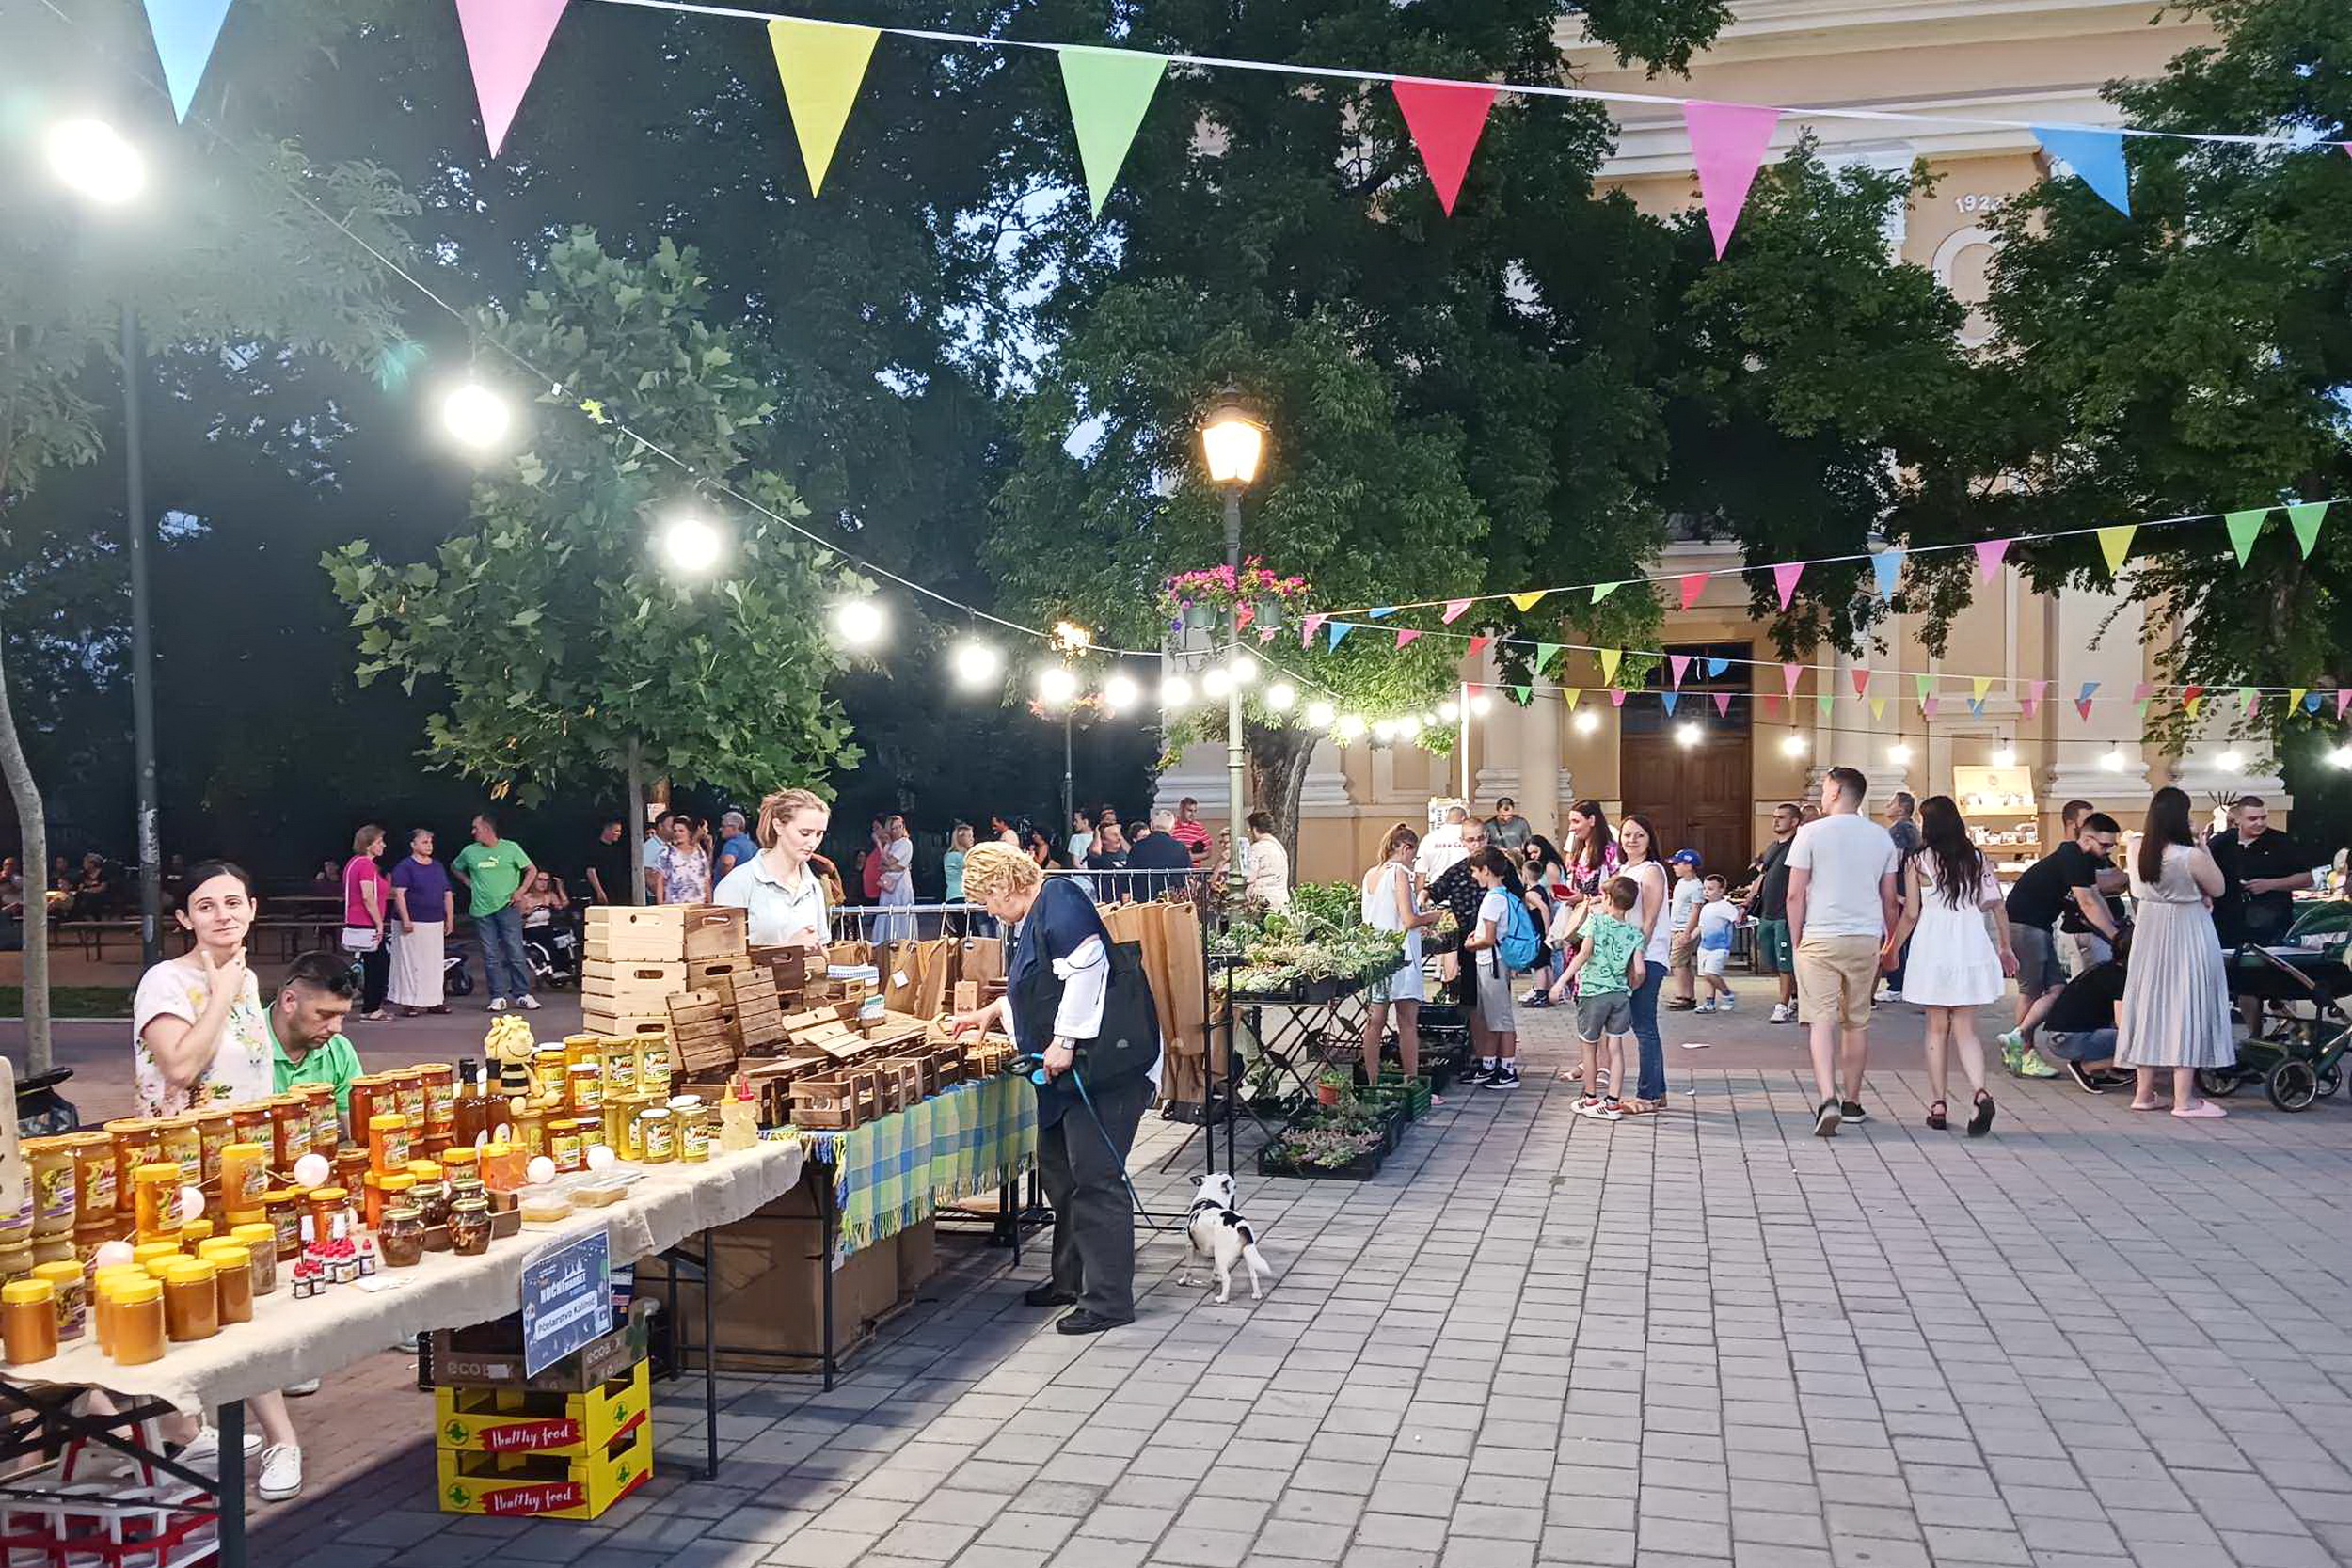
[626,738,647,907]
[0,614,51,1074]
[1246,723,1318,869]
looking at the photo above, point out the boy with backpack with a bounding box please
[1557,877,1645,1117]
[1692,874,1740,1013]
[1461,847,1540,1090]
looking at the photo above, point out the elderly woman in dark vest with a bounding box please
[949,842,1159,1333]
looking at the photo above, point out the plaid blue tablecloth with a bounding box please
[790,1074,1038,1262]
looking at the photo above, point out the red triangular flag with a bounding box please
[1712,691,1732,718]
[2075,694,2096,721]
[455,0,572,158]
[1850,669,1869,698]
[1391,78,1498,216]
[1440,598,1472,624]
[1682,101,1783,258]
[1678,573,1708,611]
[1764,693,1783,721]
[1772,562,1804,610]
[1467,635,1493,660]
[1395,628,1421,649]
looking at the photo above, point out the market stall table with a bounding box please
[0,1136,803,1568]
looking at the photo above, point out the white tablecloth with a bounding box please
[9,1139,804,1413]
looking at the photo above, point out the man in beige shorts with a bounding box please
[1786,767,1899,1138]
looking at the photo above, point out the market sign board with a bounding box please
[521,1230,611,1377]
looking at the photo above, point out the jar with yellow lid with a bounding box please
[218,1142,270,1214]
[195,1243,253,1324]
[92,1264,145,1356]
[132,1239,181,1271]
[179,1218,214,1252]
[230,1224,278,1294]
[3,1279,57,1365]
[30,1260,86,1344]
[160,1259,217,1342]
[367,1114,412,1176]
[108,1276,165,1365]
[365,1171,415,1231]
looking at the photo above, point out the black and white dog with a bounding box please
[1185,1173,1274,1304]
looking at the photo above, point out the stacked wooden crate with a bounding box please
[582,908,688,1039]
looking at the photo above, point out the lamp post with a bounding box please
[1200,389,1265,887]
[48,119,163,967]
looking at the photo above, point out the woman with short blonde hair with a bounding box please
[959,841,1040,903]
[718,788,832,949]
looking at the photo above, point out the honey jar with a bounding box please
[179,1218,214,1252]
[566,1060,603,1117]
[160,1259,218,1342]
[154,1116,201,1189]
[230,1224,278,1294]
[638,1038,672,1099]
[367,1114,413,1177]
[72,1214,126,1269]
[602,1037,638,1098]
[637,1107,675,1164]
[24,1139,75,1240]
[194,1107,234,1184]
[418,1064,455,1136]
[532,1046,569,1101]
[302,1082,342,1152]
[505,1099,546,1158]
[132,1241,181,1274]
[364,1172,415,1231]
[92,1264,144,1356]
[304,1187,351,1243]
[0,1237,30,1284]
[196,1243,253,1324]
[31,1260,87,1345]
[104,1120,160,1216]
[262,1189,303,1261]
[230,1102,273,1154]
[132,1163,183,1243]
[670,1096,711,1164]
[3,1279,57,1365]
[378,1205,424,1269]
[218,1143,270,1214]
[109,1276,166,1365]
[268,1095,312,1170]
[333,1148,371,1197]
[66,1132,117,1223]
[547,1119,587,1175]
[390,1069,426,1131]
[448,1197,492,1257]
[29,1237,72,1270]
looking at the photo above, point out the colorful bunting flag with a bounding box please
[1973,538,2011,580]
[2239,686,2259,717]
[1058,45,1168,217]
[1395,628,1421,649]
[2096,523,2137,576]
[2225,507,2268,565]
[2184,684,2204,715]
[1971,675,1994,705]
[1441,598,1472,625]
[1705,657,1730,677]
[2339,689,2352,720]
[1533,642,1562,674]
[1661,690,1680,716]
[1365,606,1395,619]
[1914,673,1934,704]
[1850,669,1869,698]
[1678,573,1708,611]
[767,18,881,196]
[2032,124,2131,215]
[1511,683,1531,705]
[1816,691,1835,718]
[1922,694,1941,718]
[1780,662,1803,697]
[1562,688,1581,710]
[2287,499,2330,557]
[142,0,237,121]
[1301,612,1327,646]
[1668,654,1692,689]
[1682,101,1783,258]
[1772,562,1804,610]
[1391,79,1498,216]
[1870,546,1905,599]
[1968,695,1987,718]
[1609,689,1628,708]
[1764,694,1783,721]
[1467,635,1494,660]
[1327,621,1352,649]
[1592,580,1623,604]
[2076,679,2100,721]
[1599,649,1623,685]
[1714,691,1734,718]
[455,0,571,157]
[1868,697,1887,721]
[1509,591,1548,612]
[2290,687,2309,713]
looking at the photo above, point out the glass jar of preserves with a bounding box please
[160,1259,218,1343]
[448,1197,492,1257]
[24,1139,76,1240]
[268,1095,311,1170]
[412,1176,453,1240]
[637,1107,675,1164]
[378,1205,424,1268]
[389,1070,425,1130]
[333,1147,372,1197]
[67,1132,117,1224]
[566,1060,603,1117]
[108,1276,165,1365]
[440,1146,480,1182]
[507,1099,547,1158]
[197,1243,253,1324]
[153,1116,202,1189]
[638,1038,673,1100]
[344,1075,387,1138]
[263,1189,303,1260]
[29,1236,72,1270]
[230,1224,278,1294]
[72,1215,127,1270]
[480,1141,524,1193]
[31,1261,86,1345]
[3,1279,57,1366]
[194,1108,234,1185]
[302,1083,341,1153]
[304,1187,350,1243]
[669,1096,711,1164]
[366,1114,412,1176]
[179,1218,214,1252]
[548,1119,586,1175]
[602,1037,638,1099]
[606,1095,639,1161]
[218,1142,270,1214]
[0,1238,31,1284]
[92,1265,143,1356]
[417,1064,455,1136]
[365,1172,415,1231]
[103,1120,161,1216]
[132,1163,183,1243]
[533,1046,569,1101]
[230,1103,273,1153]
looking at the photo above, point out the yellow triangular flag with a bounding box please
[1508,590,1548,612]
[1869,696,1887,721]
[1562,687,1581,709]
[2096,523,2137,576]
[1598,648,1622,684]
[768,18,881,196]
[1971,675,1993,704]
[2290,687,2309,713]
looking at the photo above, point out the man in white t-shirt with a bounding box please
[1786,767,1899,1139]
[1416,806,1470,885]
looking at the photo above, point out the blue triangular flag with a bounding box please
[2077,680,2099,703]
[1661,690,1680,716]
[1704,657,1729,677]
[2032,125,2131,215]
[143,0,236,121]
[1327,621,1353,650]
[1364,606,1395,620]
[2305,691,2325,713]
[1869,546,1904,599]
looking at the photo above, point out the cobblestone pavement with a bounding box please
[257,998,2352,1568]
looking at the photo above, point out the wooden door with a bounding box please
[1618,641,1755,879]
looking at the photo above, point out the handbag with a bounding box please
[340,926,381,954]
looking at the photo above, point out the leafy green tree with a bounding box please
[1936,0,2352,744]
[326,230,865,853]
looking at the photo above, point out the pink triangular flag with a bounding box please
[1772,562,1804,610]
[2337,689,2352,719]
[1922,694,1941,718]
[1668,654,1692,689]
[455,0,571,158]
[1467,635,1493,660]
[1609,689,1627,708]
[1300,612,1327,648]
[1395,628,1421,650]
[1440,597,1472,625]
[1712,691,1732,718]
[1973,538,2011,580]
[1678,573,1708,611]
[1391,78,1498,216]
[1780,661,1803,698]
[1682,101,1783,258]
[2029,678,2049,705]
[1850,669,1869,698]
[2131,681,2153,704]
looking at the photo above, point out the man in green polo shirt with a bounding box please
[268,951,367,1134]
[452,811,538,1012]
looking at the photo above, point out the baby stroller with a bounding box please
[2208,902,2352,1112]
[523,911,580,990]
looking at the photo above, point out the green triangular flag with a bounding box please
[2096,523,2137,575]
[1533,642,1562,674]
[2287,500,2330,558]
[1816,691,1834,717]
[767,18,881,196]
[1913,673,1933,703]
[2224,507,2268,566]
[1511,683,1531,705]
[1591,580,1621,604]
[1057,46,1168,217]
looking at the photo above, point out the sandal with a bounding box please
[1926,1099,1947,1131]
[2129,1100,2169,1112]
[1618,1098,1659,1116]
[1967,1090,1995,1138]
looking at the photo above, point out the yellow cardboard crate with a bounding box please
[437,1420,651,1519]
[434,1359,648,1457]
[584,905,686,962]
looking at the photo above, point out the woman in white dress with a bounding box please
[1359,824,1440,1092]
[2117,786,2233,1118]
[1883,796,2017,1135]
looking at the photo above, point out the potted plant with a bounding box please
[1315,1069,1350,1108]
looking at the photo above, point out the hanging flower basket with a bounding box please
[1159,561,1312,628]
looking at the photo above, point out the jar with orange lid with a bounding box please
[196,1243,253,1324]
[24,1139,75,1240]
[108,1276,165,1365]
[301,1083,340,1152]
[366,1114,412,1176]
[217,1143,270,1214]
[417,1064,455,1135]
[3,1280,57,1366]
[262,1190,303,1260]
[65,1132,117,1224]
[132,1163,183,1243]
[304,1188,350,1244]
[160,1259,217,1343]
[547,1118,587,1175]
[103,1120,159,1215]
[193,1108,234,1184]
[333,1147,371,1196]
[389,1069,425,1129]
[364,1172,414,1231]
[153,1116,201,1189]
[31,1260,87,1345]
[267,1095,311,1170]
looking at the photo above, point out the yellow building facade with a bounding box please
[1158,0,2279,883]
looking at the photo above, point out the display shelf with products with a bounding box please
[1954,765,2042,877]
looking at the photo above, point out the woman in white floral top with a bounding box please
[133,861,276,1117]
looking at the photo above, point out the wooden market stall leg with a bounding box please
[818,1162,837,1394]
[702,1227,720,1481]
[217,1399,246,1568]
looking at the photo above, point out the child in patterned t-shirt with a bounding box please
[1558,878,1646,1118]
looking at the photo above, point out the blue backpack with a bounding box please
[1498,894,1545,973]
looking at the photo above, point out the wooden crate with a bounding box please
[720,972,786,1054]
[583,906,686,963]
[792,1069,878,1131]
[664,990,737,1074]
[581,960,686,1014]
[952,980,979,1014]
[580,1014,670,1042]
[682,905,749,960]
[685,955,752,990]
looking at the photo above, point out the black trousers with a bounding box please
[354,942,390,1012]
[1036,1071,1152,1322]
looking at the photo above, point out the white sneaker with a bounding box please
[177,1424,262,1466]
[256,1443,303,1502]
[285,1379,320,1397]
[1694,998,1716,1014]
[1718,997,1735,1012]
[1881,988,1902,1003]
[1769,1003,1790,1023]
[487,997,508,1014]
[517,994,542,1011]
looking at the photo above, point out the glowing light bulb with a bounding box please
[659,513,724,575]
[2328,744,2352,769]
[1228,653,1259,686]
[2215,749,2244,774]
[1675,721,1703,749]
[1201,667,1232,699]
[1035,665,1079,706]
[950,641,1002,689]
[440,382,514,450]
[1991,747,2016,768]
[1263,680,1297,713]
[833,597,886,647]
[1781,732,1807,757]
[1886,743,1913,766]
[1101,673,1141,712]
[1373,719,1397,742]
[1470,694,1494,716]
[1438,700,1461,722]
[1573,708,1600,736]
[1305,700,1336,728]
[1162,674,1195,709]
[1337,714,1366,739]
[2099,747,2126,773]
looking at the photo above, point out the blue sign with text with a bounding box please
[520,1230,611,1377]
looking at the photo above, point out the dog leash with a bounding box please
[1064,1068,1172,1230]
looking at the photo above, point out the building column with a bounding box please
[2170,704,2288,806]
[1518,691,1563,842]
